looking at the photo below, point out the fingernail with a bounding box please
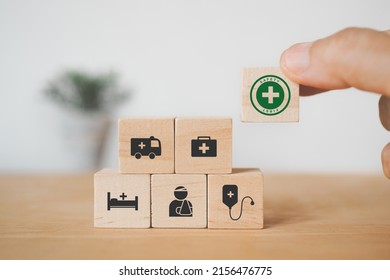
[281,42,312,74]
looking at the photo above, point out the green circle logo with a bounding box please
[250,75,291,116]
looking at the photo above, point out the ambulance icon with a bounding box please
[131,136,162,159]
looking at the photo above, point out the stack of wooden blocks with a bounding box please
[94,117,263,229]
[94,67,299,230]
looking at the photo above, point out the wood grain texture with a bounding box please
[1,173,390,259]
[208,168,263,229]
[94,169,150,228]
[151,174,207,228]
[241,67,299,122]
[118,117,174,173]
[175,117,232,174]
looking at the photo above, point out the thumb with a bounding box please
[280,27,390,97]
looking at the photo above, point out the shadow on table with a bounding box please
[264,196,314,228]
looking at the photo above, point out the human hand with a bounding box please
[279,27,390,178]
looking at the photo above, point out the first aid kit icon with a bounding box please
[191,136,217,157]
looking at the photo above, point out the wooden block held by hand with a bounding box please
[119,117,174,174]
[241,67,299,122]
[208,168,263,229]
[151,174,207,228]
[175,117,232,174]
[94,169,150,228]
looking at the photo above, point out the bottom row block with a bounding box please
[152,174,207,228]
[94,169,151,228]
[94,168,263,229]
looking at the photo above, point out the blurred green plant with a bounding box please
[44,70,129,112]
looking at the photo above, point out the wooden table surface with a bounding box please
[0,173,389,260]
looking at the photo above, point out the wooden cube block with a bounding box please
[119,117,174,173]
[175,117,232,174]
[94,169,150,228]
[151,174,207,228]
[241,67,299,122]
[208,168,263,229]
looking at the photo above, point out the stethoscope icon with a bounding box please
[222,184,254,221]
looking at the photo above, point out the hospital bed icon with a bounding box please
[107,192,138,211]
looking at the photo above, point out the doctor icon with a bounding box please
[169,186,193,217]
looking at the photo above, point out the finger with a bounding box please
[300,85,329,96]
[382,142,390,179]
[280,27,390,97]
[379,95,390,131]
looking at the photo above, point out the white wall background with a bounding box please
[0,0,389,174]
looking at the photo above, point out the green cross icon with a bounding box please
[250,75,291,116]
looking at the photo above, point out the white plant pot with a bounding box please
[61,110,110,171]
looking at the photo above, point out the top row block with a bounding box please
[118,117,232,174]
